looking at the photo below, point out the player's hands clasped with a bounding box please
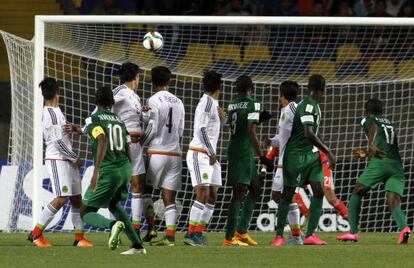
[217,106,226,119]
[64,121,82,135]
[209,154,218,165]
[141,105,151,113]
[326,150,336,170]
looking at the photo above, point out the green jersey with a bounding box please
[227,96,261,160]
[285,96,321,153]
[361,114,401,161]
[85,108,131,172]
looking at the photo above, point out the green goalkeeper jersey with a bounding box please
[285,96,321,154]
[361,114,401,161]
[227,96,261,160]
[85,108,131,172]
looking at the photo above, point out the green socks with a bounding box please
[225,202,241,240]
[237,193,258,234]
[275,199,290,236]
[349,194,362,234]
[306,196,323,237]
[83,212,113,229]
[390,207,408,231]
[110,205,142,245]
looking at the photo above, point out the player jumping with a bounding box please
[272,74,336,246]
[337,98,410,244]
[28,77,92,248]
[224,75,266,246]
[141,66,185,246]
[185,71,226,246]
[81,86,146,255]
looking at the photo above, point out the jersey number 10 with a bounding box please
[108,124,124,151]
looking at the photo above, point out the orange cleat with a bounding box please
[32,235,52,248]
[234,232,258,246]
[223,238,249,246]
[74,238,93,247]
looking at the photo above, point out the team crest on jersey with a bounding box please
[202,173,209,180]
[281,113,286,122]
[62,185,68,193]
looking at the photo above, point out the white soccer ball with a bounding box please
[143,31,164,51]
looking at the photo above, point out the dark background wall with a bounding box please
[0,81,11,160]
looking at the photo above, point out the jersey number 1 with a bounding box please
[381,124,395,144]
[108,124,124,151]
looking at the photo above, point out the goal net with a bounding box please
[1,16,414,233]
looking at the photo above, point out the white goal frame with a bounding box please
[32,15,414,227]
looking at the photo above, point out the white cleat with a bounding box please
[120,248,147,255]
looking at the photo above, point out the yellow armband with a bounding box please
[92,126,105,139]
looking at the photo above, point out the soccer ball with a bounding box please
[143,31,164,51]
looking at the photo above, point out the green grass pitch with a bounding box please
[1,232,413,268]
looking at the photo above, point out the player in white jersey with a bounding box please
[28,78,92,248]
[141,66,185,246]
[184,71,226,246]
[110,63,156,237]
[263,81,302,245]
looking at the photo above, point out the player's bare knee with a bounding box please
[195,185,209,203]
[162,189,176,206]
[69,195,82,208]
[51,196,66,209]
[208,186,218,204]
[131,175,142,193]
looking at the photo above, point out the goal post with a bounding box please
[2,15,414,232]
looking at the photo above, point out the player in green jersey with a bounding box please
[80,86,146,255]
[224,75,268,246]
[272,74,336,246]
[337,98,410,244]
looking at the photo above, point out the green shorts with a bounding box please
[283,150,323,188]
[227,157,257,185]
[83,162,132,208]
[358,158,405,196]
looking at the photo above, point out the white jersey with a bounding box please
[111,84,144,134]
[43,106,77,162]
[271,102,297,165]
[189,94,222,156]
[142,91,185,155]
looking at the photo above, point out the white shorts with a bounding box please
[186,150,222,187]
[130,142,146,176]
[271,168,284,192]
[146,154,182,191]
[45,160,81,197]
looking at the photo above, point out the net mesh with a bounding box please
[2,19,414,232]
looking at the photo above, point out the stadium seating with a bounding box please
[398,60,414,79]
[214,44,242,66]
[176,43,213,77]
[243,44,271,67]
[309,60,336,81]
[99,42,127,62]
[337,44,361,62]
[212,60,240,79]
[368,60,395,79]
[337,61,368,81]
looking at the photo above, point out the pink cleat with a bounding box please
[304,234,327,245]
[270,235,286,247]
[336,232,360,242]
[397,226,411,245]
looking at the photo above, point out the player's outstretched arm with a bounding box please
[303,125,336,169]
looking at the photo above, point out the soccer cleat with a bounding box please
[397,226,411,245]
[28,233,52,248]
[143,229,158,242]
[150,237,175,246]
[270,235,285,247]
[73,238,93,247]
[183,233,203,246]
[287,235,304,246]
[222,238,249,246]
[108,221,125,250]
[195,232,208,246]
[336,232,360,242]
[120,248,147,255]
[304,234,327,245]
[235,232,258,246]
